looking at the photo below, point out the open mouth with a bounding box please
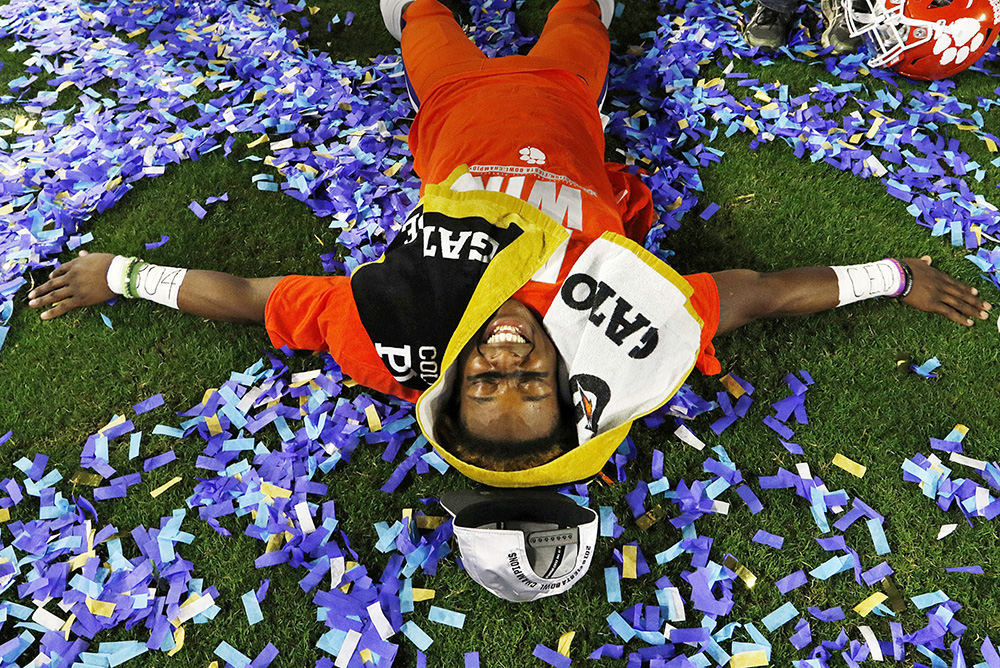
[483,320,531,345]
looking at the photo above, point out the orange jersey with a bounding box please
[265,68,721,403]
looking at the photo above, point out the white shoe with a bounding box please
[381,0,412,40]
[596,0,615,28]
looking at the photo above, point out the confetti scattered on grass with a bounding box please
[2,0,1000,664]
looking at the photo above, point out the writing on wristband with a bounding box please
[131,263,188,309]
[831,259,907,307]
[106,256,188,308]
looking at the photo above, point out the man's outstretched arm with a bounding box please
[713,256,992,334]
[28,251,283,324]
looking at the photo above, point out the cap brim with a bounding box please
[440,488,596,526]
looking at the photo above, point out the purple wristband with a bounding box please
[885,258,907,297]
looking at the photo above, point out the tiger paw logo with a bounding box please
[928,17,986,67]
[570,374,610,437]
[519,146,546,165]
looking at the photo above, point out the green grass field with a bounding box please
[2,0,1000,666]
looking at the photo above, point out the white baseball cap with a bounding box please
[440,489,598,603]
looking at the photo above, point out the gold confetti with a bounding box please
[412,588,435,602]
[557,631,575,658]
[722,555,757,588]
[99,414,126,434]
[265,533,284,553]
[735,564,757,589]
[866,116,884,139]
[719,373,745,398]
[636,504,667,531]
[383,159,404,178]
[68,550,95,570]
[415,515,447,530]
[151,476,183,498]
[85,596,115,617]
[832,453,866,478]
[622,545,637,579]
[854,592,888,617]
[261,482,292,499]
[246,133,269,148]
[205,414,223,436]
[730,650,769,667]
[60,613,76,639]
[69,469,104,486]
[167,626,185,656]
[365,404,382,432]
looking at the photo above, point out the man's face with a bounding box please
[458,298,561,442]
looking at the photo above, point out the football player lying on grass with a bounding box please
[27,0,992,490]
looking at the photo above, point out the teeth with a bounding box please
[487,333,525,344]
[486,325,526,345]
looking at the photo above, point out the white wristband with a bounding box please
[831,259,905,307]
[106,255,130,295]
[133,263,188,309]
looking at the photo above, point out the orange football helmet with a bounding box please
[845,0,1000,80]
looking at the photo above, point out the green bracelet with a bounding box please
[119,256,138,299]
[123,257,146,300]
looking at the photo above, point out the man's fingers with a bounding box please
[942,283,991,318]
[939,292,979,321]
[29,286,73,309]
[28,274,70,301]
[935,299,974,326]
[40,299,76,320]
[48,262,70,280]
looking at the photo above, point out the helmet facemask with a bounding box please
[844,0,998,78]
[846,0,934,68]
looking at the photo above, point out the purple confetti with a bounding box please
[752,529,784,549]
[762,415,795,440]
[144,235,170,250]
[736,484,764,514]
[532,644,571,668]
[945,566,985,574]
[699,202,721,220]
[133,394,165,415]
[776,569,807,594]
[188,201,208,219]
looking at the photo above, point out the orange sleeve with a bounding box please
[604,163,655,243]
[682,272,722,376]
[263,275,422,402]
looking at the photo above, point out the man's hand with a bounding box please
[901,255,992,326]
[28,251,115,320]
[714,255,993,334]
